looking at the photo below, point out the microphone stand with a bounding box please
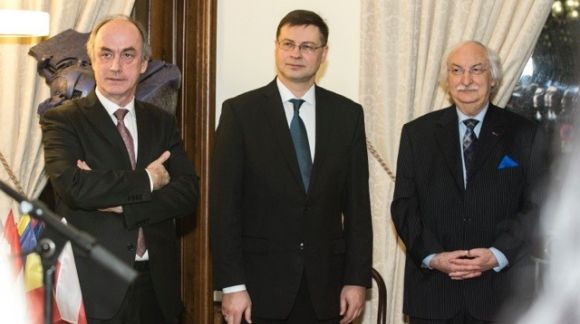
[36,237,59,324]
[0,180,137,324]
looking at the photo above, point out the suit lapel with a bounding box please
[470,105,506,180]
[135,102,152,169]
[308,86,334,192]
[260,80,305,191]
[81,91,135,169]
[434,107,464,191]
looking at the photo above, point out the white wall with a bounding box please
[216,0,361,124]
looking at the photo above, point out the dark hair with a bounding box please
[86,14,151,62]
[276,10,329,45]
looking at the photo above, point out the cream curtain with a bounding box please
[0,0,135,226]
[359,1,552,323]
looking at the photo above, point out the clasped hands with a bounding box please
[76,150,171,213]
[430,248,498,280]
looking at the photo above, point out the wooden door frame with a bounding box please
[134,0,216,323]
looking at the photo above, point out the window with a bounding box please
[507,6,579,154]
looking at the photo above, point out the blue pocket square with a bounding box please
[498,155,519,169]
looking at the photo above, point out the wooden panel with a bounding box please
[176,1,216,323]
[134,0,216,323]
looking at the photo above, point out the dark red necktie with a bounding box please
[114,109,146,256]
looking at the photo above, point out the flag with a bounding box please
[1,209,29,323]
[54,220,87,324]
[17,212,45,323]
[7,209,87,324]
[3,210,22,274]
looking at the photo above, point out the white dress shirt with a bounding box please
[222,79,318,294]
[276,78,316,160]
[421,103,507,272]
[95,88,150,261]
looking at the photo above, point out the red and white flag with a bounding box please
[2,209,86,324]
[54,220,87,324]
[1,209,28,323]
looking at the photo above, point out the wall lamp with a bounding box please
[0,9,49,37]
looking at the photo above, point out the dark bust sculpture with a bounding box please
[29,29,181,116]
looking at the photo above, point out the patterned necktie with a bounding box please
[289,99,312,191]
[462,118,479,184]
[114,109,146,256]
[114,109,136,169]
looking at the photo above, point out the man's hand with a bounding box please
[77,160,123,213]
[146,151,171,190]
[430,250,482,280]
[339,285,366,324]
[98,206,123,213]
[76,160,91,171]
[221,291,252,324]
[449,248,498,280]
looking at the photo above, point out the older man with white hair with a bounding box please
[391,41,548,323]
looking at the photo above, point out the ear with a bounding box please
[321,45,329,63]
[140,58,148,74]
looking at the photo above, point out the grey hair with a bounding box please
[439,40,502,95]
[86,14,151,62]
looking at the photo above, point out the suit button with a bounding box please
[299,242,304,250]
[127,243,135,251]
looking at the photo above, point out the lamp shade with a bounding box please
[0,10,49,37]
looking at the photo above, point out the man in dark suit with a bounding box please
[391,41,547,324]
[41,15,198,324]
[211,10,372,324]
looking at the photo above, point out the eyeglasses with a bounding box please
[277,40,325,54]
[448,65,489,76]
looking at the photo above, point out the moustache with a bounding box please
[456,85,479,91]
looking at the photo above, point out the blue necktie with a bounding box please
[289,99,312,191]
[463,119,479,184]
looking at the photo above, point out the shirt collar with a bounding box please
[456,102,489,124]
[276,78,316,105]
[95,88,136,117]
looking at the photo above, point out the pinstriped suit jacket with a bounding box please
[391,104,547,320]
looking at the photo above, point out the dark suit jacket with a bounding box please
[40,91,198,321]
[210,80,373,319]
[391,104,547,320]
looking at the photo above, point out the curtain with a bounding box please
[358,1,552,323]
[0,0,135,226]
